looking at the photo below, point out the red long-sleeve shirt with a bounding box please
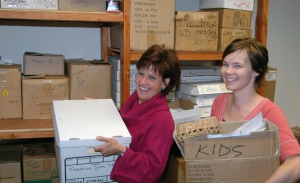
[110,91,175,183]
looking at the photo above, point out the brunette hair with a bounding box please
[136,44,181,95]
[222,38,269,88]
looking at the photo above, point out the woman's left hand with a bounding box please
[94,136,125,157]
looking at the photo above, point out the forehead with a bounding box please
[224,49,250,64]
[139,65,157,74]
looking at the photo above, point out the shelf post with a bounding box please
[120,0,131,106]
[255,0,269,96]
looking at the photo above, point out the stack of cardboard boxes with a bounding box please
[199,0,253,51]
[0,52,112,120]
[22,52,69,120]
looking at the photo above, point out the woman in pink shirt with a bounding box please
[211,38,300,182]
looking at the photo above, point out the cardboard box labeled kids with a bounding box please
[174,114,280,183]
[52,99,131,183]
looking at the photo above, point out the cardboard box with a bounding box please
[110,0,175,50]
[52,99,132,183]
[199,0,254,11]
[23,52,65,76]
[0,145,22,183]
[66,59,112,100]
[168,98,200,124]
[218,28,252,51]
[0,0,58,10]
[22,76,69,119]
[203,9,252,30]
[174,119,280,183]
[58,0,106,11]
[264,67,277,102]
[23,143,59,183]
[175,11,219,51]
[179,82,231,96]
[0,64,22,119]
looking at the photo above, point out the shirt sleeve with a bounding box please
[261,101,300,161]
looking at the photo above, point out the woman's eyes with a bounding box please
[234,65,242,68]
[137,72,156,80]
[222,63,242,68]
[149,76,156,80]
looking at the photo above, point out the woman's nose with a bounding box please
[137,76,147,85]
[225,66,233,74]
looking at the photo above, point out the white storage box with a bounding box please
[52,99,131,183]
[179,82,232,96]
[199,0,254,11]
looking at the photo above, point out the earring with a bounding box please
[162,87,165,91]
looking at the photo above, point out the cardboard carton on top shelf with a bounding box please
[65,59,112,100]
[22,75,69,120]
[175,11,219,51]
[0,64,22,119]
[23,52,65,76]
[202,8,252,30]
[199,0,254,11]
[174,117,280,182]
[110,0,175,51]
[0,0,58,10]
[52,99,132,183]
[218,28,252,51]
[58,0,106,12]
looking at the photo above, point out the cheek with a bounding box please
[221,68,226,75]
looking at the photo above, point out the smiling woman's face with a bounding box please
[221,49,258,92]
[135,65,166,104]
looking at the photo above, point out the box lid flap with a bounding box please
[52,99,131,148]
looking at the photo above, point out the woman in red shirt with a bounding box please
[93,45,181,183]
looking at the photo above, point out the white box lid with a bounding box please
[52,99,131,148]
